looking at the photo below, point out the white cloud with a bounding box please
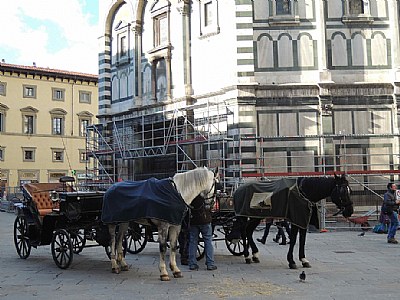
[0,0,98,74]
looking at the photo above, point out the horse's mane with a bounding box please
[173,167,213,203]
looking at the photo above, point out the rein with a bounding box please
[203,180,217,201]
[297,178,317,209]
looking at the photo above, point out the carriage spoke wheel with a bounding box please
[70,230,86,254]
[126,224,147,254]
[51,229,73,269]
[14,216,31,259]
[224,227,244,256]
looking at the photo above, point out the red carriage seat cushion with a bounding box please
[24,183,67,217]
[32,192,54,216]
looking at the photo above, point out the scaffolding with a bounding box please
[86,106,400,185]
[84,101,235,190]
[83,101,400,229]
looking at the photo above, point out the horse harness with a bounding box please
[297,177,352,215]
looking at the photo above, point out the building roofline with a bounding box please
[0,62,98,83]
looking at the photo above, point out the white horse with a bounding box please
[102,167,219,281]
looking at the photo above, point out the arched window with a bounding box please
[77,111,93,137]
[20,106,38,134]
[50,108,67,135]
[0,103,9,132]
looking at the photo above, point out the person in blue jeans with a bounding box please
[382,182,400,244]
[273,220,291,245]
[188,195,217,271]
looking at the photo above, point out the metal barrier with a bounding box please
[321,188,383,230]
[0,186,24,213]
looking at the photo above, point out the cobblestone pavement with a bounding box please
[1,211,399,299]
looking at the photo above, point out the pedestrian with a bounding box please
[256,218,273,244]
[188,195,217,271]
[382,182,400,244]
[273,220,291,245]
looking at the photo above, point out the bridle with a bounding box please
[202,177,218,202]
[331,182,353,216]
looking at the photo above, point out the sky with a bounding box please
[0,0,99,75]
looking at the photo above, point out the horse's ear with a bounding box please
[214,167,219,177]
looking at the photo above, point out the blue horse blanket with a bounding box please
[101,178,187,225]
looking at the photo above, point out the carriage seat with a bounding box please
[23,183,71,217]
[31,191,54,216]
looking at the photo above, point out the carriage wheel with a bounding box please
[196,239,205,261]
[13,216,31,259]
[105,235,128,260]
[51,229,73,269]
[224,227,244,256]
[70,230,86,254]
[126,223,147,254]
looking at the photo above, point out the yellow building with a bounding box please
[0,62,98,192]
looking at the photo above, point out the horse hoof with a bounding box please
[302,262,311,268]
[252,257,260,263]
[173,271,183,278]
[112,268,120,274]
[160,275,170,281]
[245,258,252,264]
[121,265,129,271]
[289,263,297,269]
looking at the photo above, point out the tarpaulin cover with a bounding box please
[233,178,314,229]
[101,178,187,225]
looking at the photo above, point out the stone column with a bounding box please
[133,21,143,106]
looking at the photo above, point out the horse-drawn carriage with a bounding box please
[14,167,354,281]
[13,176,110,269]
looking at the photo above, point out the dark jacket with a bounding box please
[383,188,398,214]
[190,195,212,225]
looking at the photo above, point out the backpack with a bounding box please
[373,223,388,234]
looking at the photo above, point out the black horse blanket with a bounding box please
[101,178,187,225]
[233,178,315,229]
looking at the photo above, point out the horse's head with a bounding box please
[199,167,220,201]
[173,166,221,205]
[330,174,353,218]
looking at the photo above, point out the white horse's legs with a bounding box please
[158,225,170,281]
[156,222,183,281]
[168,225,183,278]
[300,258,311,268]
[108,224,119,273]
[108,223,129,274]
[117,223,129,271]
